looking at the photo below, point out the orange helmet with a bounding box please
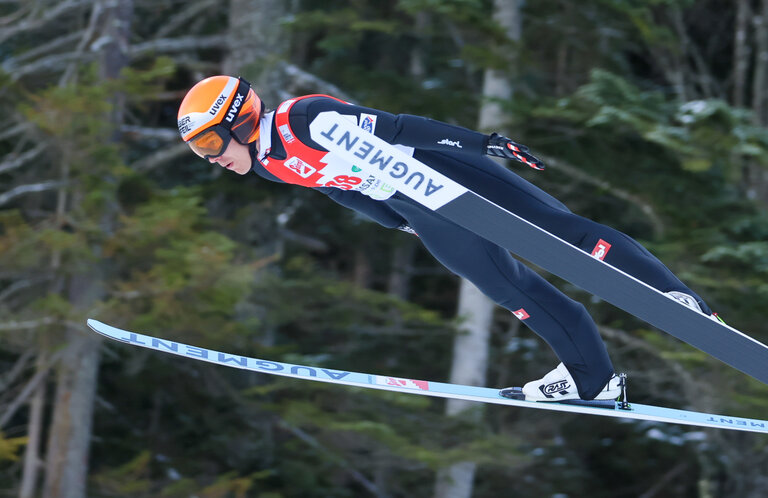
[177,76,263,159]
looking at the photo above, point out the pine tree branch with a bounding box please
[0,349,62,429]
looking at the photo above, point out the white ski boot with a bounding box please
[522,363,622,402]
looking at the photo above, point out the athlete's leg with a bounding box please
[387,195,614,399]
[419,152,711,314]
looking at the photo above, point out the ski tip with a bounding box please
[86,318,104,332]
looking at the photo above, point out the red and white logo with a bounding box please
[375,376,429,391]
[591,239,612,261]
[513,308,530,320]
[284,157,316,178]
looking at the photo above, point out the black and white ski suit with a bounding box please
[248,95,709,399]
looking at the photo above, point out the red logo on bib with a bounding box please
[513,308,530,320]
[591,239,611,261]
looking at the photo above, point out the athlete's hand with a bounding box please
[484,133,545,170]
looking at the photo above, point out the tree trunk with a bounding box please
[19,352,47,498]
[743,0,768,207]
[42,1,132,496]
[434,2,521,498]
[753,0,768,125]
[224,0,289,106]
[387,240,416,300]
[433,283,494,498]
[732,0,751,108]
[42,328,101,498]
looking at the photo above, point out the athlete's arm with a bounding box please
[290,97,488,156]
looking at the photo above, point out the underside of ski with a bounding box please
[87,319,768,434]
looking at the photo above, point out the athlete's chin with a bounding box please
[232,164,251,175]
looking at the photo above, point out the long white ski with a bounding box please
[88,319,768,434]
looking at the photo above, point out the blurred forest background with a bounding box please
[2,0,768,497]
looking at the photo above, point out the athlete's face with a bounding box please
[208,140,252,175]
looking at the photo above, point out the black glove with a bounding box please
[484,133,545,170]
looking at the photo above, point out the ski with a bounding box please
[88,319,768,434]
[309,112,768,386]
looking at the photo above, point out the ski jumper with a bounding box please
[250,95,710,400]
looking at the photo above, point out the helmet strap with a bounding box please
[219,78,251,135]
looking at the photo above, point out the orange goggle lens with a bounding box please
[188,129,228,158]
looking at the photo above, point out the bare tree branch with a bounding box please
[9,51,98,81]
[541,154,666,237]
[129,35,229,58]
[0,349,62,429]
[0,143,48,174]
[0,122,34,142]
[276,419,388,498]
[0,318,56,331]
[639,462,689,498]
[0,1,32,26]
[130,142,191,172]
[599,325,714,411]
[0,350,33,393]
[155,0,217,38]
[121,125,179,141]
[0,31,83,73]
[0,0,92,45]
[280,63,352,101]
[0,181,67,207]
[0,276,51,303]
[60,1,106,86]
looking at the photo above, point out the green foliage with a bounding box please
[0,433,27,462]
[91,451,153,495]
[537,70,768,176]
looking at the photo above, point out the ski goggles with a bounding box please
[187,126,233,159]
